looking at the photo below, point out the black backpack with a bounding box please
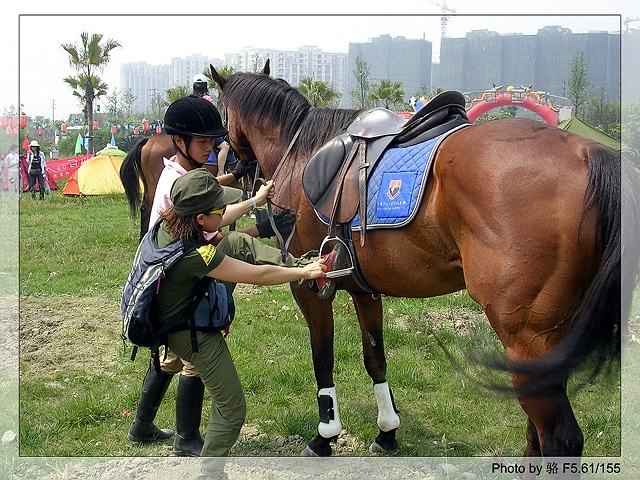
[121,221,234,370]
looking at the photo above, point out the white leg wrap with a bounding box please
[317,386,342,438]
[374,382,400,432]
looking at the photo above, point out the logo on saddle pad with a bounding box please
[386,179,402,200]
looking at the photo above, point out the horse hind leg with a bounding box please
[517,382,584,457]
[139,199,151,241]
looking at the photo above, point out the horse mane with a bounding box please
[221,72,361,156]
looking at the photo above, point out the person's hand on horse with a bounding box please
[231,159,257,180]
[253,180,275,207]
[256,208,296,239]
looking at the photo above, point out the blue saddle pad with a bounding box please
[315,125,466,230]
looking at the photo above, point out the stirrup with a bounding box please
[319,236,354,278]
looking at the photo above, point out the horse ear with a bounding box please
[210,64,227,90]
[259,58,270,76]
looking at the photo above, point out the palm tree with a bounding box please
[369,79,406,110]
[61,32,121,153]
[297,76,341,107]
[63,73,109,130]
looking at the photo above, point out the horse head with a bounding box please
[210,61,270,165]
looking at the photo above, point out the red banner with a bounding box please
[46,154,94,180]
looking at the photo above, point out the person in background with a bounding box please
[0,149,5,182]
[4,144,20,197]
[204,137,237,178]
[192,73,213,102]
[26,140,46,200]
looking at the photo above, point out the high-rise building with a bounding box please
[171,54,223,89]
[347,34,433,108]
[120,62,171,114]
[224,46,349,106]
[120,26,625,116]
[120,55,222,113]
[440,26,621,100]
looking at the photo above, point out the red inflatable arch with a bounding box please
[466,93,559,125]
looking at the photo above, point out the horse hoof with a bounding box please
[371,428,399,452]
[300,446,319,457]
[369,441,385,453]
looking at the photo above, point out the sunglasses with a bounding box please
[207,206,226,217]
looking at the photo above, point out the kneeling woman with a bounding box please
[156,168,326,479]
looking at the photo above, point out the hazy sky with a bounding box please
[4,1,638,120]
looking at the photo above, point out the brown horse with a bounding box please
[209,64,635,466]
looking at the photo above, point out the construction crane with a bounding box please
[428,0,457,38]
[624,17,640,35]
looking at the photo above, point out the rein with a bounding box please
[253,107,312,261]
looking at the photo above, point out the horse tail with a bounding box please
[120,137,149,217]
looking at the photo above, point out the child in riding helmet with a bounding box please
[128,96,347,460]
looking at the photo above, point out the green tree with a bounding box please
[368,79,406,110]
[61,32,121,153]
[147,89,166,125]
[413,84,444,102]
[351,57,373,109]
[583,87,621,139]
[623,101,640,149]
[121,88,138,128]
[105,88,122,123]
[297,76,341,107]
[567,51,591,119]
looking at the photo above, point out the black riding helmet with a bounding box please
[164,95,227,138]
[164,95,228,167]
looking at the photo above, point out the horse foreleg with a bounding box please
[351,291,400,453]
[515,384,583,480]
[292,287,341,456]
